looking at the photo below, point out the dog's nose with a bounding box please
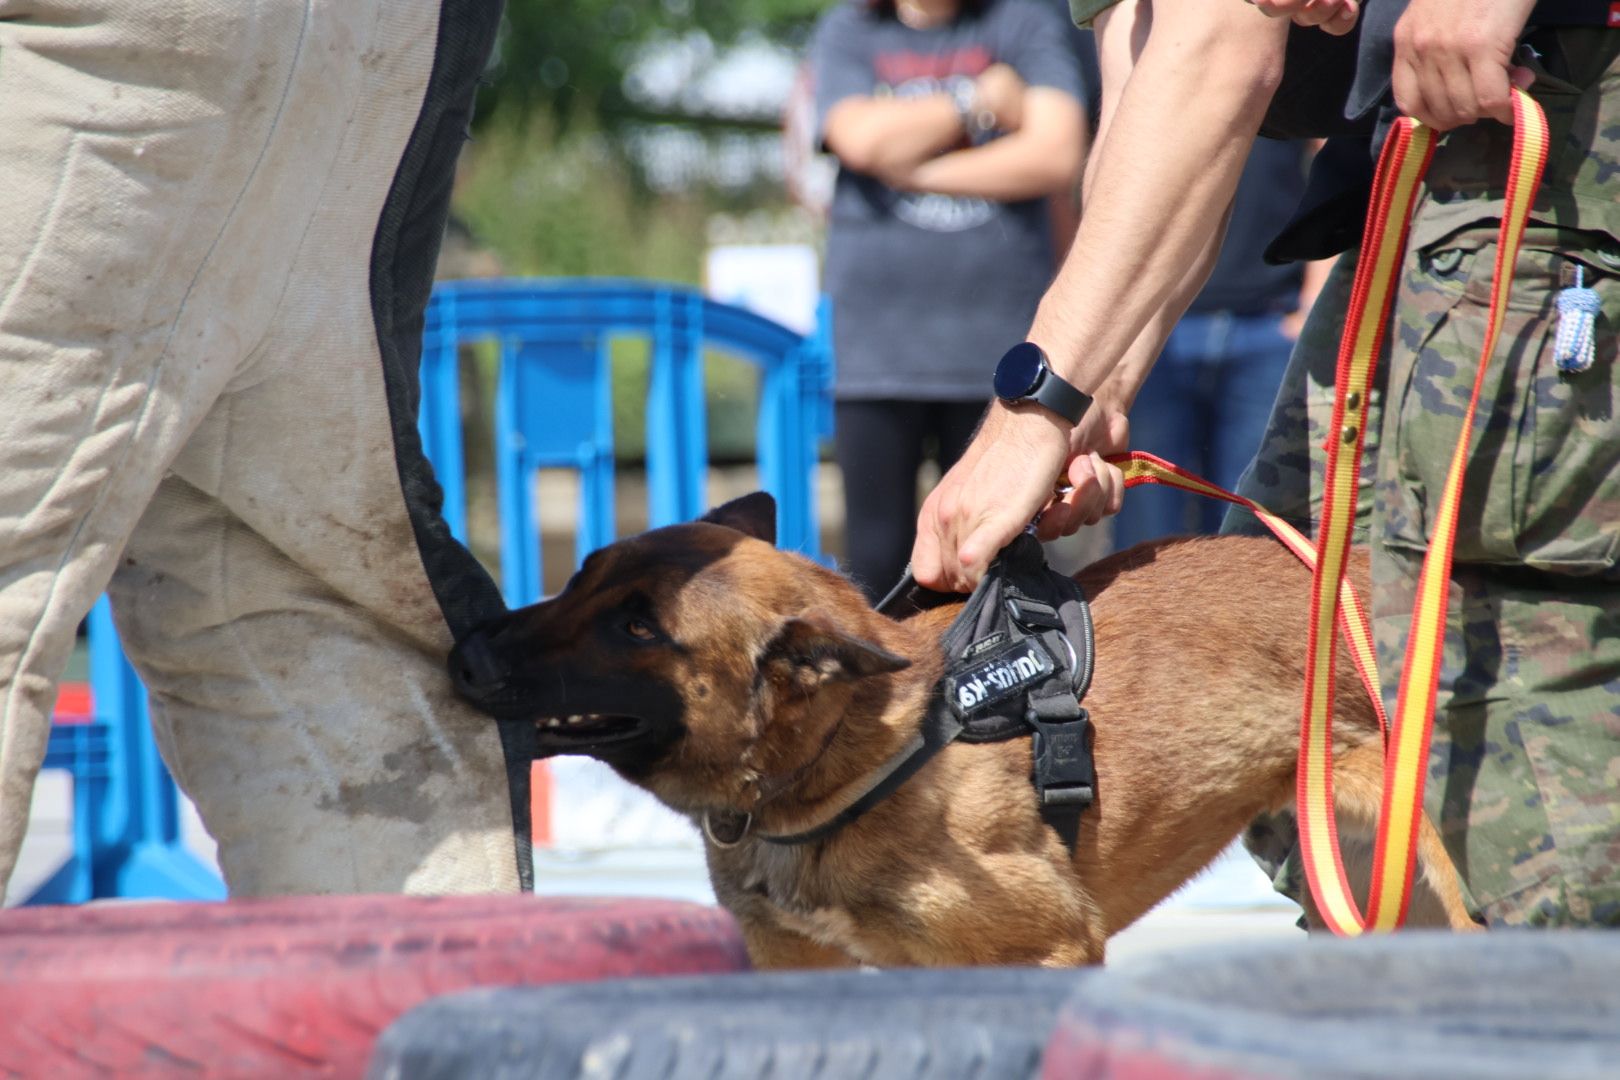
[448,630,510,703]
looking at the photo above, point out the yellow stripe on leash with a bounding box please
[1363,92,1550,931]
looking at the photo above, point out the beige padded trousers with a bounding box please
[0,0,521,899]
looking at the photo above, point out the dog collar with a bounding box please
[741,533,1096,852]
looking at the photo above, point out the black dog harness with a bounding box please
[735,533,1098,852]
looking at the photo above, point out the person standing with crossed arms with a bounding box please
[810,0,1086,603]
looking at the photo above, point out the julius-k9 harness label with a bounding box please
[946,636,1055,717]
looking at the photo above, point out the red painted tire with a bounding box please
[1042,933,1620,1080]
[0,894,747,1078]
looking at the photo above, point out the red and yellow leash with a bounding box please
[1105,451,1390,747]
[1104,88,1548,934]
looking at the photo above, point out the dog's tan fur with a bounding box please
[466,495,1475,968]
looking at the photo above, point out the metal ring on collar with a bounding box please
[703,810,753,848]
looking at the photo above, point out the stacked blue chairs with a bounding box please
[31,601,224,904]
[420,279,834,604]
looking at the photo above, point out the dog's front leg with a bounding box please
[739,919,861,971]
[913,880,1114,971]
[1038,939,1104,967]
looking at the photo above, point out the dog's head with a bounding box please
[449,493,914,812]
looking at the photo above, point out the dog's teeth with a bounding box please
[545,718,561,728]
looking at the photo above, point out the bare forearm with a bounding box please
[908,0,1290,588]
[903,88,1084,202]
[906,133,1078,201]
[1049,189,1081,266]
[823,95,965,179]
[1030,3,1286,394]
[1085,203,1233,421]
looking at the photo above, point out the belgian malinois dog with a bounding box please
[452,493,1474,967]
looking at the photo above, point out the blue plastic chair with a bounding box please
[421,279,833,604]
[31,601,225,904]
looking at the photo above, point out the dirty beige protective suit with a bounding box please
[0,0,523,899]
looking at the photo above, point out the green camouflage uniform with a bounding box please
[1067,0,1117,27]
[1225,29,1620,926]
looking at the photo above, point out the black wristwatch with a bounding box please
[993,342,1092,426]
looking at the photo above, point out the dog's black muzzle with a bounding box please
[449,623,687,774]
[448,628,534,720]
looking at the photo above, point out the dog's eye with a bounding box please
[622,617,659,643]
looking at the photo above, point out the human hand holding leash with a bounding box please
[1034,402,1128,543]
[1391,0,1536,131]
[1249,0,1535,131]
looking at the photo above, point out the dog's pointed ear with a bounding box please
[701,492,777,546]
[765,612,911,684]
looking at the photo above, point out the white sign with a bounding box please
[704,243,821,335]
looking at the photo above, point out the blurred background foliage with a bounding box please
[474,0,824,139]
[458,0,827,277]
[454,112,714,283]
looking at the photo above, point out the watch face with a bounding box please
[994,342,1045,400]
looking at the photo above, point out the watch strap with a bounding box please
[950,78,995,137]
[1032,369,1092,427]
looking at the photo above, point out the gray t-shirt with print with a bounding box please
[812,0,1085,401]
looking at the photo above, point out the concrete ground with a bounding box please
[14,779,1301,966]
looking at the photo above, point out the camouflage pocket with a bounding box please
[1381,230,1620,575]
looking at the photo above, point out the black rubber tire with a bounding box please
[368,966,1091,1079]
[0,894,747,1078]
[1044,931,1620,1080]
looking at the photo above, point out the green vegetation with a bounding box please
[475,0,824,135]
[455,115,715,284]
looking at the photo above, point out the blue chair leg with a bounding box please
[27,600,224,904]
[757,361,789,547]
[578,447,616,567]
[496,380,543,606]
[109,671,225,901]
[24,751,100,905]
[418,331,469,543]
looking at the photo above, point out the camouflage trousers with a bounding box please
[1223,183,1620,923]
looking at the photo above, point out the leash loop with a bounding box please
[1303,89,1547,934]
[1101,89,1548,935]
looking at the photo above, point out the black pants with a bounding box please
[834,398,986,602]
